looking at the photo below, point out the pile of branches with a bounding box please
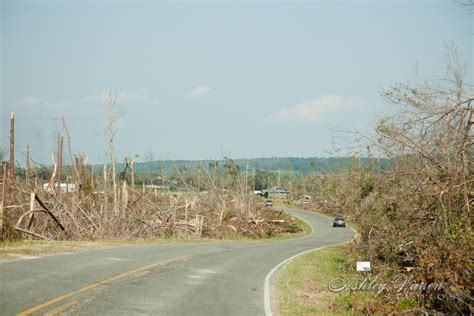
[1,167,298,242]
[0,89,299,242]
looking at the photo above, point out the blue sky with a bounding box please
[1,1,472,164]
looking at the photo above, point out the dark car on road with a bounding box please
[333,216,346,227]
[265,200,273,207]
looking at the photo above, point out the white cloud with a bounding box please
[83,90,149,104]
[117,91,149,103]
[44,101,66,109]
[266,95,365,124]
[13,96,67,110]
[190,85,211,98]
[16,96,41,107]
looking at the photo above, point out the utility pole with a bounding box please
[9,111,15,179]
[0,162,6,240]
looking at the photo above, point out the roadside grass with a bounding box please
[0,214,310,261]
[277,244,378,315]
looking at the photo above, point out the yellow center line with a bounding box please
[133,270,151,277]
[16,254,192,316]
[42,300,79,316]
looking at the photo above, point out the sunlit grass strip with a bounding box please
[276,244,376,315]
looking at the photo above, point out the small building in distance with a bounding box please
[43,183,76,193]
[259,187,290,199]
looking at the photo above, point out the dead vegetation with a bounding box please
[0,92,302,243]
[299,51,473,314]
[0,184,301,240]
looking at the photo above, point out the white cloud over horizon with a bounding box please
[44,101,66,109]
[14,96,41,108]
[265,95,366,124]
[12,90,149,112]
[190,85,211,97]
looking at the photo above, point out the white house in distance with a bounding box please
[255,187,290,198]
[43,183,76,193]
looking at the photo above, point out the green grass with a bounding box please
[277,244,378,316]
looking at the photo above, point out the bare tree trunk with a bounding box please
[460,106,473,230]
[72,154,85,194]
[106,89,118,217]
[49,151,57,194]
[121,181,128,217]
[103,164,108,220]
[130,158,135,190]
[90,161,95,191]
[83,156,89,192]
[27,192,36,231]
[61,116,80,191]
[25,145,30,187]
[57,134,63,185]
[110,131,117,216]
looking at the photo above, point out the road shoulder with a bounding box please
[276,243,375,315]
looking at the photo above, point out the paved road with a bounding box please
[0,208,354,316]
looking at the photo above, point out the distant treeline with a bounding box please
[14,156,391,183]
[107,157,392,176]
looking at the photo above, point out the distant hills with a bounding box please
[111,157,391,175]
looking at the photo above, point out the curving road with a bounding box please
[0,208,354,316]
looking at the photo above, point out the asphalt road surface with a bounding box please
[0,208,354,316]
